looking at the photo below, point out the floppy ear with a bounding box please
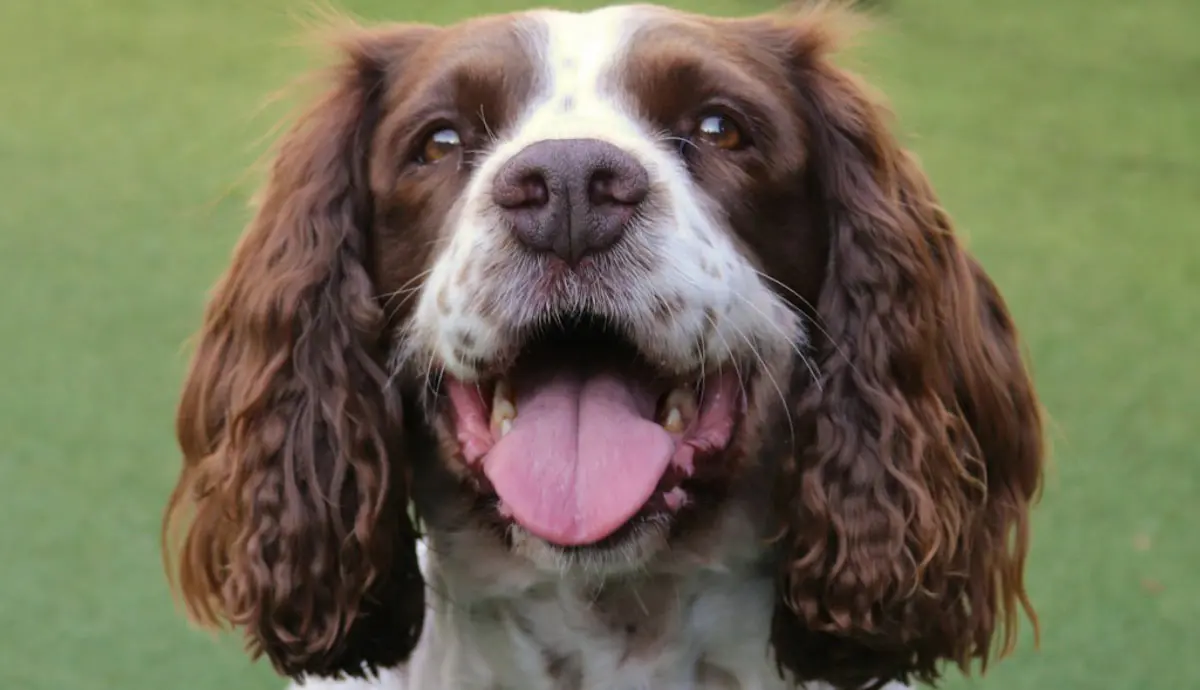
[163,25,434,680]
[764,13,1045,690]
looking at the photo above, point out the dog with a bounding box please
[163,4,1045,689]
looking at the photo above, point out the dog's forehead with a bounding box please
[526,5,669,71]
[521,5,746,92]
[423,5,738,106]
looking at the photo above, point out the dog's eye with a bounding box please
[418,127,463,164]
[692,113,744,150]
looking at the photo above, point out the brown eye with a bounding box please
[693,113,743,150]
[419,127,462,163]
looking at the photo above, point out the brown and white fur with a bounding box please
[163,5,1045,690]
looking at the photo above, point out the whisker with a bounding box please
[749,270,837,342]
[750,269,818,316]
[378,267,433,312]
[656,133,699,155]
[433,363,446,398]
[750,268,861,380]
[385,329,419,392]
[701,309,746,406]
[422,347,440,399]
[727,289,822,393]
[478,105,496,143]
[724,316,797,451]
[381,290,424,319]
[673,268,800,446]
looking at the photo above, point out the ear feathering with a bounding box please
[161,25,434,680]
[761,10,1045,689]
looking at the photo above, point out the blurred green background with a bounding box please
[2,0,1197,688]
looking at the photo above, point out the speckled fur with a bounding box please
[290,505,909,690]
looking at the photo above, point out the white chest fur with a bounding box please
[409,552,790,690]
[289,537,913,690]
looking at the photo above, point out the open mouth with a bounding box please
[443,317,744,548]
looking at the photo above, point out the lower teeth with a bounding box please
[663,487,688,512]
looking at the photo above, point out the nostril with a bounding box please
[588,170,617,207]
[588,167,649,207]
[495,171,550,210]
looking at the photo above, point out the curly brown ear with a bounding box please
[765,13,1045,690]
[163,25,434,680]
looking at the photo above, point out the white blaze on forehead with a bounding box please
[506,5,655,149]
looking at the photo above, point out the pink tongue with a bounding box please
[482,368,673,546]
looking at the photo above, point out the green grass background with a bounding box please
[2,0,1197,687]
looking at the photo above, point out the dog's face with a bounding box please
[376,6,812,569]
[164,6,1044,689]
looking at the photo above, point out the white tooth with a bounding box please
[664,487,688,512]
[491,380,516,433]
[665,387,698,416]
[494,379,513,406]
[663,407,684,434]
[660,387,697,433]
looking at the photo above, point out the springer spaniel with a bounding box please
[162,4,1045,690]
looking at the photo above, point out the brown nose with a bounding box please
[491,138,650,265]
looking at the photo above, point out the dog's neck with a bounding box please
[285,511,911,690]
[400,505,796,690]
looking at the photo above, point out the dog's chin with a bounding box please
[508,517,673,575]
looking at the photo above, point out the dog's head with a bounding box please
[164,5,1043,688]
